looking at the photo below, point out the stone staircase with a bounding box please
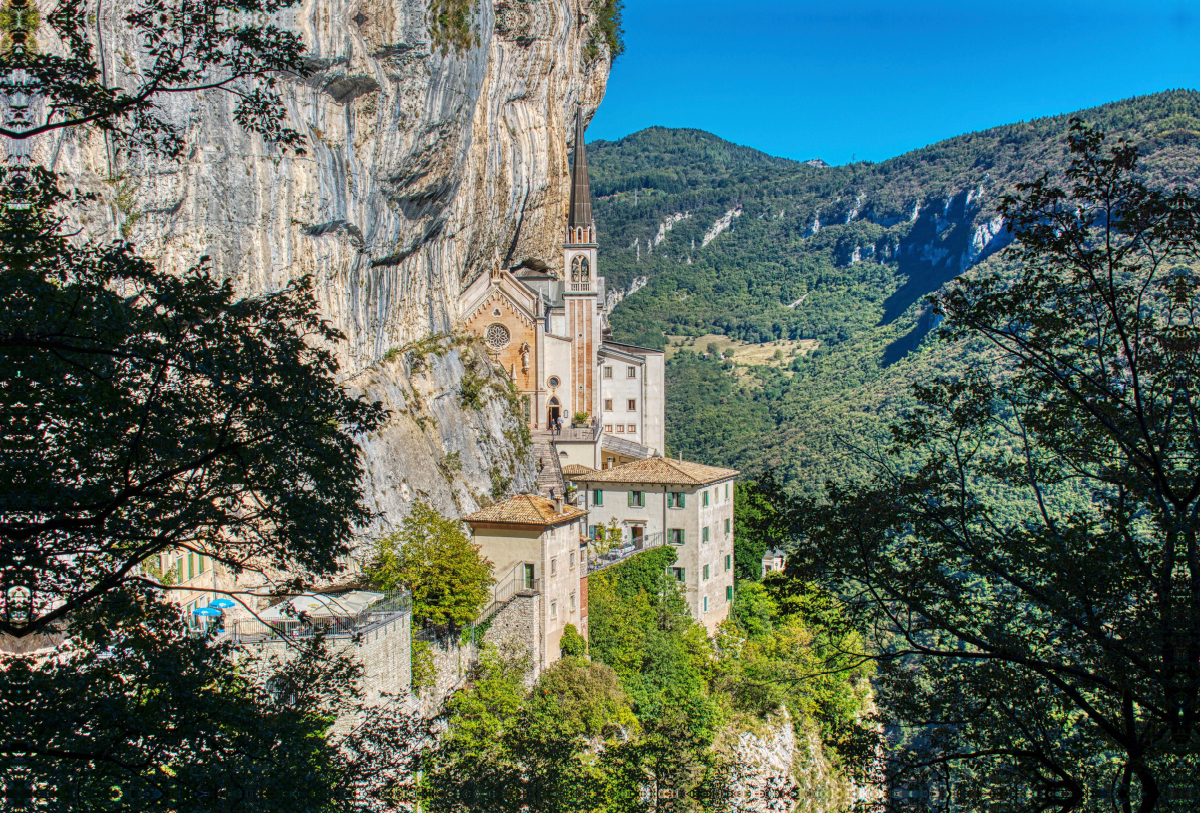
[531,435,565,497]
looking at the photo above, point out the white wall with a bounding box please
[599,360,645,445]
[580,478,734,635]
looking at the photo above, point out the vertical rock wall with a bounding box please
[50,0,610,530]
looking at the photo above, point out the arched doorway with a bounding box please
[547,396,561,427]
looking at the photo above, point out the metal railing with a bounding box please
[479,572,541,622]
[538,423,601,442]
[587,531,664,574]
[226,590,411,645]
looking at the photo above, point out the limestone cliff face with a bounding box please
[51,0,609,532]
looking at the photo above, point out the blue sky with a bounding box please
[588,1,1200,165]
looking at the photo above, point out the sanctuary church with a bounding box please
[459,112,664,472]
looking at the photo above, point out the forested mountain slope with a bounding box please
[589,90,1200,495]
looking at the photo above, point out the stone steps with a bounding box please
[532,439,565,497]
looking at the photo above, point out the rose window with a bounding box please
[486,323,510,350]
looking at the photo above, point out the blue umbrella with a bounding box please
[193,607,222,617]
[209,598,235,609]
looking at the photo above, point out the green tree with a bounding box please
[797,124,1200,810]
[733,471,796,581]
[560,623,588,658]
[368,503,494,631]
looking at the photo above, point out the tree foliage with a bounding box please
[797,124,1200,811]
[367,503,494,631]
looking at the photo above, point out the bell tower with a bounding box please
[563,107,601,420]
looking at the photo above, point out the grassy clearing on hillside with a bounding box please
[664,334,819,364]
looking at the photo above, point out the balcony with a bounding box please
[587,532,665,574]
[567,282,593,293]
[224,590,411,644]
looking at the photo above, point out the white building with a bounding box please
[458,110,665,474]
[567,458,739,635]
[463,494,589,672]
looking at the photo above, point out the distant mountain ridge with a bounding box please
[588,90,1200,493]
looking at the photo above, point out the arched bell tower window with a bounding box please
[570,255,590,282]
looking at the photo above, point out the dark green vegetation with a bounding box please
[367,502,495,632]
[587,0,625,61]
[590,90,1200,497]
[428,546,875,810]
[0,0,432,807]
[797,127,1200,811]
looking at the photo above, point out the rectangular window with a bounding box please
[726,585,733,602]
[188,554,194,580]
[589,524,598,539]
[551,557,557,575]
[570,592,576,612]
[725,554,731,571]
[551,601,558,620]
[593,489,604,506]
[668,528,685,545]
[625,424,634,433]
[670,567,685,582]
[627,399,637,411]
[629,491,645,508]
[703,564,710,580]
[703,490,710,507]
[604,398,612,411]
[569,552,575,570]
[605,424,613,433]
[177,557,183,581]
[667,492,686,509]
[725,518,731,535]
[603,366,613,378]
[616,424,624,433]
[726,483,730,500]
[703,596,709,613]
[702,526,710,543]
[627,366,637,378]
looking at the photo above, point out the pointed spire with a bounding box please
[567,107,593,232]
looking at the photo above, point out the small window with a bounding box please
[703,491,710,507]
[670,567,685,582]
[702,526,710,543]
[604,398,613,411]
[570,592,576,612]
[724,518,731,535]
[616,424,625,433]
[570,552,576,569]
[603,366,613,378]
[593,489,604,506]
[726,483,730,500]
[703,596,709,612]
[551,557,557,575]
[551,601,558,620]
[627,366,637,378]
[667,492,686,509]
[548,376,560,388]
[188,554,194,580]
[627,399,637,411]
[628,490,645,507]
[703,564,710,580]
[589,524,599,538]
[668,528,685,545]
[605,424,613,433]
[627,424,636,433]
[726,585,733,601]
[725,554,731,571]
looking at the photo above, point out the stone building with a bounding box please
[568,457,739,635]
[463,494,588,672]
[458,111,665,476]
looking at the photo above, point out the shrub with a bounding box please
[560,623,588,658]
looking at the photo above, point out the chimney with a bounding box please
[554,496,564,514]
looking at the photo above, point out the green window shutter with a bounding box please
[594,489,603,506]
[628,491,634,507]
[679,492,686,508]
[680,529,685,544]
[188,554,194,579]
[726,585,733,601]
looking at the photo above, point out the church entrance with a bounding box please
[547,397,561,427]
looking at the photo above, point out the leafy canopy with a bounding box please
[797,123,1200,811]
[367,503,494,630]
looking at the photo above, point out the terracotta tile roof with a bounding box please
[463,494,586,526]
[561,464,596,477]
[569,457,738,486]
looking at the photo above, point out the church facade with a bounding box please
[458,112,664,471]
